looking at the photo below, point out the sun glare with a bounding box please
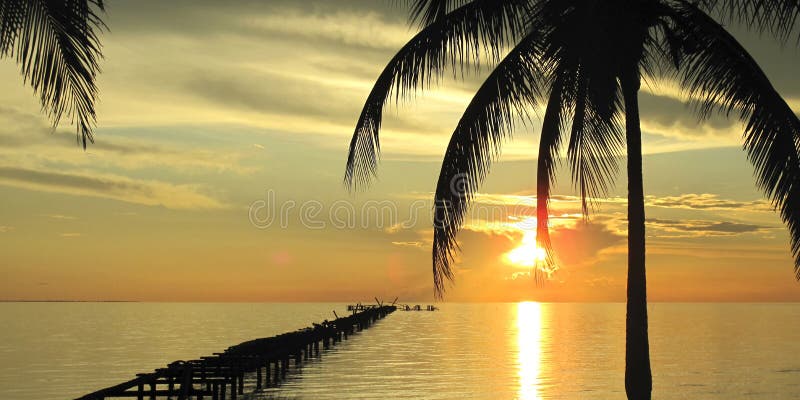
[504,230,547,267]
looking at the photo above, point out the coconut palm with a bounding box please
[345,1,800,399]
[0,0,106,147]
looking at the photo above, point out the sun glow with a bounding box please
[504,230,547,267]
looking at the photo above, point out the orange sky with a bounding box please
[1,1,799,302]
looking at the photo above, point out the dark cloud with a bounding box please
[639,91,739,137]
[646,218,770,237]
[646,193,770,211]
[183,72,356,125]
[105,1,404,35]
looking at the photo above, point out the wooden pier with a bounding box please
[75,305,396,400]
[347,297,437,312]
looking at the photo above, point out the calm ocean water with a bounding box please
[0,303,798,399]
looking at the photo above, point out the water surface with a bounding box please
[0,303,797,399]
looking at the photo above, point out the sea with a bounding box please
[0,302,797,399]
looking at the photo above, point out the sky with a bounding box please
[1,0,799,302]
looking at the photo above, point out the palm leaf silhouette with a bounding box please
[348,1,800,398]
[0,0,105,147]
[345,0,529,190]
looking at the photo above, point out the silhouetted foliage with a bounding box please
[346,1,800,399]
[0,0,106,147]
[347,0,800,291]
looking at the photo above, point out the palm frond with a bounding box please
[535,74,567,266]
[1,0,106,147]
[396,0,475,27]
[671,0,800,278]
[566,70,625,217]
[432,31,545,296]
[0,1,25,54]
[534,0,624,218]
[344,0,529,191]
[708,0,800,42]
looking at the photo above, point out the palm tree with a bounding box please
[345,1,800,399]
[0,0,106,147]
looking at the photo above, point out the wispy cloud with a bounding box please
[40,214,78,220]
[646,193,771,211]
[0,166,225,210]
[646,218,771,237]
[391,241,425,249]
[244,10,411,50]
[0,107,255,175]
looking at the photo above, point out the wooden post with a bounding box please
[149,381,156,400]
[168,375,175,400]
[256,364,263,390]
[212,383,219,400]
[137,382,144,400]
[202,361,209,393]
[178,364,191,400]
[230,367,237,400]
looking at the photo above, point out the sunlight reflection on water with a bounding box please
[517,301,542,400]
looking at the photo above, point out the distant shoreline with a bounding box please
[0,300,139,303]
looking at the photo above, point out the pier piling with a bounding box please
[76,305,395,400]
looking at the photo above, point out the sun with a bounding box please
[504,229,547,267]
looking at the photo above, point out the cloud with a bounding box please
[460,216,624,271]
[243,9,411,50]
[0,107,254,174]
[638,86,743,143]
[0,166,225,210]
[550,220,626,267]
[472,192,771,214]
[646,218,771,237]
[646,193,771,211]
[59,233,82,238]
[391,241,425,249]
[0,226,13,233]
[585,276,618,288]
[41,214,77,220]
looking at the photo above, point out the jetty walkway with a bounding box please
[76,305,396,400]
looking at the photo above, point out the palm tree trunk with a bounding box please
[621,68,652,400]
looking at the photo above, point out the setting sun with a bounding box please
[3,1,800,399]
[504,230,547,267]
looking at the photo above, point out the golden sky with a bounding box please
[0,0,799,302]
